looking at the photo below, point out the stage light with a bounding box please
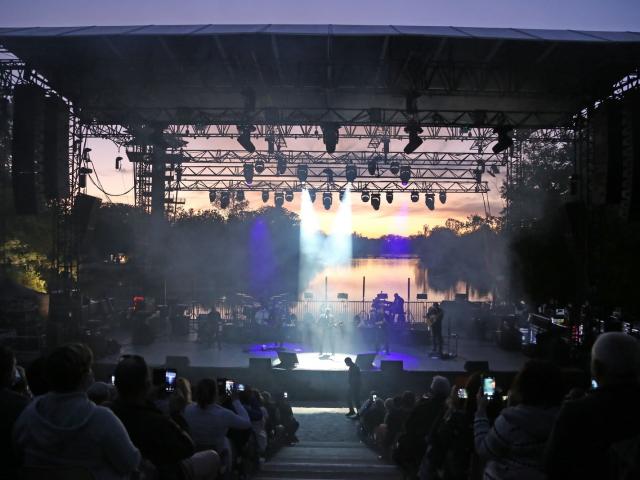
[237,125,256,153]
[345,164,357,183]
[297,164,308,183]
[361,190,370,202]
[400,165,411,185]
[425,192,435,210]
[261,190,269,203]
[266,135,275,155]
[382,138,390,156]
[439,191,447,204]
[236,190,245,201]
[115,156,122,170]
[255,159,265,174]
[386,191,394,204]
[285,190,294,202]
[492,127,513,153]
[371,193,381,210]
[274,192,284,208]
[322,192,333,210]
[389,161,400,175]
[78,173,87,189]
[339,189,345,202]
[276,154,287,175]
[404,123,424,154]
[209,190,217,203]
[367,157,378,176]
[410,190,419,203]
[474,168,483,183]
[243,163,254,184]
[322,168,335,184]
[477,160,486,174]
[321,123,340,153]
[175,166,183,183]
[488,164,500,177]
[220,191,230,209]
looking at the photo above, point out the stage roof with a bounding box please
[1,24,639,128]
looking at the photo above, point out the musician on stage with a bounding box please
[205,308,222,350]
[374,305,390,355]
[319,308,335,356]
[391,293,405,325]
[427,302,444,356]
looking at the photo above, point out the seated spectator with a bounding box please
[261,390,285,456]
[475,360,564,480]
[169,377,193,432]
[247,389,269,457]
[275,392,299,444]
[110,355,219,480]
[13,343,141,480]
[1,346,30,476]
[545,332,640,480]
[184,378,251,472]
[358,392,385,440]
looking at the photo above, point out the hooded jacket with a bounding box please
[474,404,559,480]
[13,392,140,480]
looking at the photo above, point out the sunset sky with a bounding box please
[2,0,638,237]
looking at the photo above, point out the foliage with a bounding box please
[1,239,48,292]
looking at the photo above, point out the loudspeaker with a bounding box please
[380,360,403,373]
[11,84,46,214]
[249,357,273,370]
[464,360,490,373]
[72,194,102,244]
[355,353,376,370]
[165,356,190,370]
[276,351,299,369]
[43,95,69,199]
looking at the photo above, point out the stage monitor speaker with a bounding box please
[165,356,190,370]
[249,357,273,370]
[355,353,376,370]
[380,360,403,373]
[11,84,46,214]
[464,360,490,373]
[72,194,102,244]
[43,95,70,199]
[276,351,299,369]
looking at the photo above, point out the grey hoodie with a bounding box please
[475,404,559,480]
[13,392,140,480]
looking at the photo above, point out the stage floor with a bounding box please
[102,333,526,372]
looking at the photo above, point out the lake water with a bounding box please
[303,257,491,303]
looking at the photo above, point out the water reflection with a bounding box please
[304,257,491,303]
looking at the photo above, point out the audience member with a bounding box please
[87,381,115,405]
[24,355,49,396]
[475,361,564,480]
[1,346,29,477]
[13,343,140,479]
[110,355,219,480]
[545,332,640,480]
[184,378,251,472]
[275,392,299,444]
[344,357,361,417]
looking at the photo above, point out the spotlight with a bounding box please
[243,163,254,184]
[274,192,284,208]
[410,190,419,203]
[404,123,424,154]
[384,191,393,204]
[389,161,400,175]
[285,190,294,202]
[399,165,411,185]
[297,164,309,182]
[339,189,345,202]
[425,193,435,211]
[308,189,316,203]
[367,157,378,176]
[371,193,381,210]
[382,138,390,156]
[492,127,513,153]
[237,125,256,153]
[345,164,357,183]
[209,190,217,203]
[236,190,245,201]
[474,169,483,183]
[115,156,122,170]
[266,135,275,155]
[322,168,335,184]
[79,173,87,189]
[276,154,287,175]
[321,123,340,154]
[439,191,447,204]
[322,192,332,210]
[261,190,269,203]
[220,191,230,209]
[254,159,265,174]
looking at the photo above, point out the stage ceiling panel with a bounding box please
[1,24,638,128]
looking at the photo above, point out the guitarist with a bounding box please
[426,302,444,356]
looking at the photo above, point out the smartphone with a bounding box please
[110,375,116,386]
[502,395,508,402]
[225,380,234,395]
[591,379,598,389]
[372,394,377,402]
[483,376,496,398]
[237,383,245,392]
[457,387,468,399]
[283,391,288,399]
[165,369,177,393]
